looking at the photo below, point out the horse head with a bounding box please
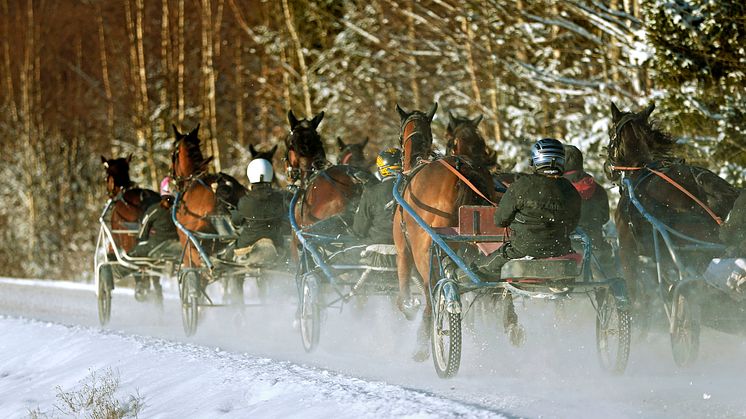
[445,111,497,171]
[284,110,326,184]
[396,102,437,171]
[171,124,213,183]
[336,136,369,168]
[101,154,134,197]
[605,102,674,182]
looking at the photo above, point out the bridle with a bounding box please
[606,113,639,170]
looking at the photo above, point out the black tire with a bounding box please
[671,291,700,367]
[596,289,631,374]
[97,265,113,326]
[180,270,200,336]
[431,284,462,378]
[299,272,321,352]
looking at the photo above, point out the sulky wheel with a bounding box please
[596,288,631,374]
[97,264,114,326]
[431,283,462,378]
[670,289,700,367]
[299,272,321,353]
[179,270,200,337]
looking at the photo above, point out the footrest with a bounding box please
[500,256,581,280]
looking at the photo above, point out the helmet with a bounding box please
[376,148,402,178]
[160,176,173,197]
[530,138,565,174]
[247,158,274,183]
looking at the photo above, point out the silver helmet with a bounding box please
[530,138,565,174]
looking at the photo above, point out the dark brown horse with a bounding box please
[101,155,159,253]
[171,124,246,268]
[336,136,370,170]
[443,111,518,192]
[604,102,738,302]
[392,103,496,360]
[285,111,365,229]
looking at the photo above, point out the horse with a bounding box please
[336,136,370,170]
[284,110,367,229]
[443,111,518,192]
[100,155,159,254]
[392,103,497,360]
[604,102,739,308]
[171,124,246,270]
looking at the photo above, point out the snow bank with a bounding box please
[0,316,505,418]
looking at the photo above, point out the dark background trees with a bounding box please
[0,0,743,279]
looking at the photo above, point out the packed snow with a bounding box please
[0,277,745,418]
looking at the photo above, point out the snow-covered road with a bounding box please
[0,277,745,418]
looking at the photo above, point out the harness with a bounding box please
[610,164,723,226]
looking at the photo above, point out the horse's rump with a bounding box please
[300,165,366,225]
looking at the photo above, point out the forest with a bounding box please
[0,0,744,278]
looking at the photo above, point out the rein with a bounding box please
[610,164,723,225]
[436,159,498,207]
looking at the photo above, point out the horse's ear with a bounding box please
[396,103,408,122]
[336,137,345,150]
[448,110,455,123]
[172,124,182,139]
[310,111,324,129]
[249,144,257,157]
[362,137,369,147]
[100,155,108,165]
[270,144,278,157]
[427,102,438,121]
[473,114,483,126]
[126,154,132,164]
[288,110,300,129]
[642,103,655,120]
[611,102,622,123]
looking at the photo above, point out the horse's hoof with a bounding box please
[412,347,430,362]
[507,324,525,347]
[397,296,420,321]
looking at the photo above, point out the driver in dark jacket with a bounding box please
[230,159,288,265]
[130,176,178,258]
[350,148,401,244]
[474,138,582,277]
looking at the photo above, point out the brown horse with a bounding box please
[171,124,246,268]
[101,155,159,253]
[392,103,496,360]
[285,111,366,229]
[443,111,519,192]
[336,136,370,170]
[604,102,739,304]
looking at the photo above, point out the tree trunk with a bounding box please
[405,1,421,108]
[282,0,312,116]
[234,34,245,146]
[97,3,115,151]
[159,0,172,135]
[461,17,482,112]
[135,0,157,188]
[484,37,503,143]
[201,0,221,173]
[177,0,185,124]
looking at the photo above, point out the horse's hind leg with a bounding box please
[503,294,525,347]
[413,305,432,362]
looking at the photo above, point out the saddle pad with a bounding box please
[500,256,581,280]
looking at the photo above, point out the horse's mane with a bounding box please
[104,158,134,188]
[179,134,213,173]
[625,115,676,160]
[285,124,326,161]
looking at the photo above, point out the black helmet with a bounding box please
[563,145,583,173]
[530,138,565,175]
[376,148,402,177]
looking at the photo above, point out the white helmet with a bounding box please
[246,159,274,183]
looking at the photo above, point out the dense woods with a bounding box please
[1,0,744,279]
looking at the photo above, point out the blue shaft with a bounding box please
[288,189,337,283]
[392,173,485,286]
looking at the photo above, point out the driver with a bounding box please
[230,158,288,265]
[466,138,582,278]
[130,176,179,258]
[350,148,401,244]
